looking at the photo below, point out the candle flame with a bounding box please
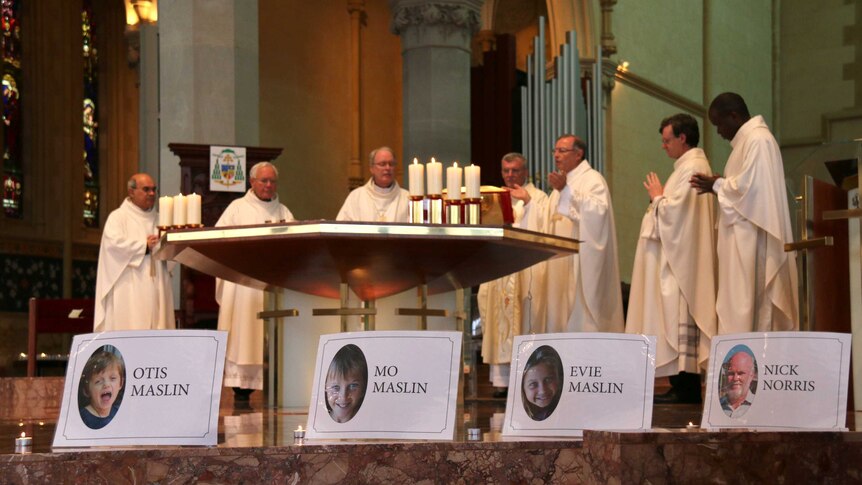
[453,162,459,168]
[431,157,436,164]
[20,432,25,438]
[297,425,304,432]
[412,157,419,164]
[688,422,693,426]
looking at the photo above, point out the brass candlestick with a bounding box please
[428,194,443,224]
[409,195,425,224]
[445,199,463,224]
[465,198,481,225]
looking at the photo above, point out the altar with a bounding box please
[160,221,579,407]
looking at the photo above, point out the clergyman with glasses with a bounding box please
[94,173,176,332]
[477,152,550,398]
[336,146,409,222]
[545,134,624,333]
[215,162,295,402]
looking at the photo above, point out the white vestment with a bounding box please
[94,198,175,332]
[336,178,409,223]
[216,190,295,389]
[713,115,799,332]
[626,148,717,376]
[547,161,624,333]
[478,183,549,380]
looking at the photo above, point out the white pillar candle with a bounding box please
[173,194,187,226]
[158,195,173,227]
[408,157,425,196]
[446,162,462,200]
[427,157,443,195]
[186,193,202,225]
[465,163,481,199]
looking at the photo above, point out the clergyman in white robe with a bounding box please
[714,115,798,332]
[626,145,717,378]
[94,177,175,332]
[336,178,409,223]
[478,182,548,387]
[692,93,798,333]
[216,188,294,390]
[547,151,624,333]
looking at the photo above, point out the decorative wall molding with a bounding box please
[602,63,706,118]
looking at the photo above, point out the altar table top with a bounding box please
[159,221,578,301]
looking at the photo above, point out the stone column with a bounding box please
[390,0,482,176]
[139,22,159,180]
[348,0,366,189]
[158,0,260,195]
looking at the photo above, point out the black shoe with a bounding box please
[654,389,701,404]
[492,389,508,399]
[233,387,254,402]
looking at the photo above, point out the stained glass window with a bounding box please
[83,0,99,227]
[1,0,22,218]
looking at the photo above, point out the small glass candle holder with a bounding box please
[15,432,32,454]
[466,427,481,441]
[293,426,306,441]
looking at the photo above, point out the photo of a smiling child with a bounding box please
[77,345,126,430]
[521,345,564,421]
[324,344,368,423]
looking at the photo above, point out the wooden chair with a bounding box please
[27,297,94,377]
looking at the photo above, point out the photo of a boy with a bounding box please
[521,345,564,421]
[324,344,368,423]
[77,345,126,430]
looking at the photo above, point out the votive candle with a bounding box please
[172,194,187,226]
[465,164,481,199]
[427,157,443,195]
[408,158,425,196]
[186,193,202,225]
[446,162,462,200]
[158,195,173,227]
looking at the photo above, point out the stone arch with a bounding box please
[480,0,595,61]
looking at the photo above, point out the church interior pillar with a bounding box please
[348,0,366,189]
[158,0,260,195]
[390,0,482,182]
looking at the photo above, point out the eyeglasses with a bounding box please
[502,168,525,175]
[553,147,577,154]
[373,162,396,168]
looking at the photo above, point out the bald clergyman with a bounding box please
[337,146,409,223]
[94,173,175,332]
